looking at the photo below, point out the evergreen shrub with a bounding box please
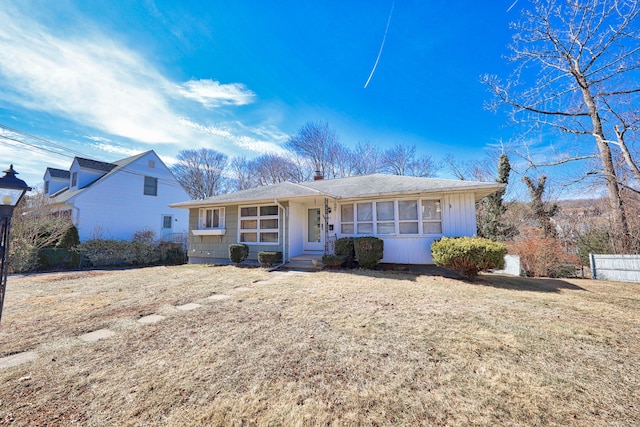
[321,254,347,268]
[354,236,384,269]
[229,243,250,265]
[258,251,282,267]
[431,236,507,279]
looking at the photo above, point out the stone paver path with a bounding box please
[78,329,116,343]
[176,303,201,311]
[1,270,299,368]
[0,351,38,369]
[137,314,166,324]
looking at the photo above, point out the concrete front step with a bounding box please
[285,253,324,270]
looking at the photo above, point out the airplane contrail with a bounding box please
[506,0,519,12]
[364,1,395,89]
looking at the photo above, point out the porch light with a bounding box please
[0,165,31,322]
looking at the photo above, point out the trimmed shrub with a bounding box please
[229,243,250,266]
[37,248,80,270]
[76,239,161,268]
[431,236,507,280]
[354,237,384,269]
[335,237,355,258]
[258,251,282,267]
[333,237,356,267]
[57,225,80,249]
[321,254,347,268]
[158,242,186,265]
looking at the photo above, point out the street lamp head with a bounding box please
[0,165,31,212]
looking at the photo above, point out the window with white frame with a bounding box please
[239,205,279,243]
[421,200,442,234]
[144,176,158,196]
[339,199,442,236]
[199,207,225,229]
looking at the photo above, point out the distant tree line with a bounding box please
[171,121,442,199]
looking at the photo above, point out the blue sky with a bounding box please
[0,0,525,191]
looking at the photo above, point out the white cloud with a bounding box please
[0,5,291,180]
[89,142,143,158]
[178,79,255,108]
[179,118,287,155]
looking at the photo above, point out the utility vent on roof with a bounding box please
[148,160,155,169]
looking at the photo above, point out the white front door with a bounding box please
[304,207,324,251]
[161,214,173,241]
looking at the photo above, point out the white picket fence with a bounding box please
[589,254,640,283]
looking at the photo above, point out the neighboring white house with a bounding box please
[44,150,190,242]
[170,174,504,266]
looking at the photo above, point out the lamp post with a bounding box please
[0,165,31,323]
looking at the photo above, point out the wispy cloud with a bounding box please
[179,118,286,155]
[178,79,255,108]
[0,5,275,155]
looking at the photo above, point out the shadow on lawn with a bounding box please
[475,273,587,293]
[320,265,587,292]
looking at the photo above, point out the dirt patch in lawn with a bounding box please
[1,265,639,426]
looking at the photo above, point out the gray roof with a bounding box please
[48,151,154,204]
[75,157,117,172]
[46,167,70,179]
[171,174,504,208]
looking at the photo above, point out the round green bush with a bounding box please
[229,243,250,265]
[431,236,507,279]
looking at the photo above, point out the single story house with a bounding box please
[170,174,504,265]
[44,150,190,242]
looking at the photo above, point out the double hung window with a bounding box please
[144,176,158,196]
[199,207,225,229]
[239,205,279,243]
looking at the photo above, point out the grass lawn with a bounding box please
[0,265,638,426]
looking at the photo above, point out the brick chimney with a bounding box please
[313,170,323,181]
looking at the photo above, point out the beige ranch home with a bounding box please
[170,174,504,266]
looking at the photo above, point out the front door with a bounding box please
[304,207,324,251]
[161,214,173,241]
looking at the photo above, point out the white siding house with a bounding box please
[171,174,504,266]
[44,150,190,242]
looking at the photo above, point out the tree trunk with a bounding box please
[575,72,631,252]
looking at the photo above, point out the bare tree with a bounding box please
[286,122,346,179]
[171,148,228,199]
[445,153,495,182]
[229,156,255,191]
[483,0,640,251]
[10,191,74,272]
[251,153,305,186]
[352,141,383,175]
[382,144,440,177]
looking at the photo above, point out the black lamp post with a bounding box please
[0,165,31,323]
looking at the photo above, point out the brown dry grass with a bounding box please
[0,265,639,426]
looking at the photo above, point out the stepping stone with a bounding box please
[208,294,231,301]
[233,286,251,292]
[0,351,38,369]
[137,314,166,324]
[78,329,115,343]
[176,303,201,311]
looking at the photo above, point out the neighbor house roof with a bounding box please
[170,174,504,208]
[45,167,71,179]
[75,157,118,172]
[48,151,155,205]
